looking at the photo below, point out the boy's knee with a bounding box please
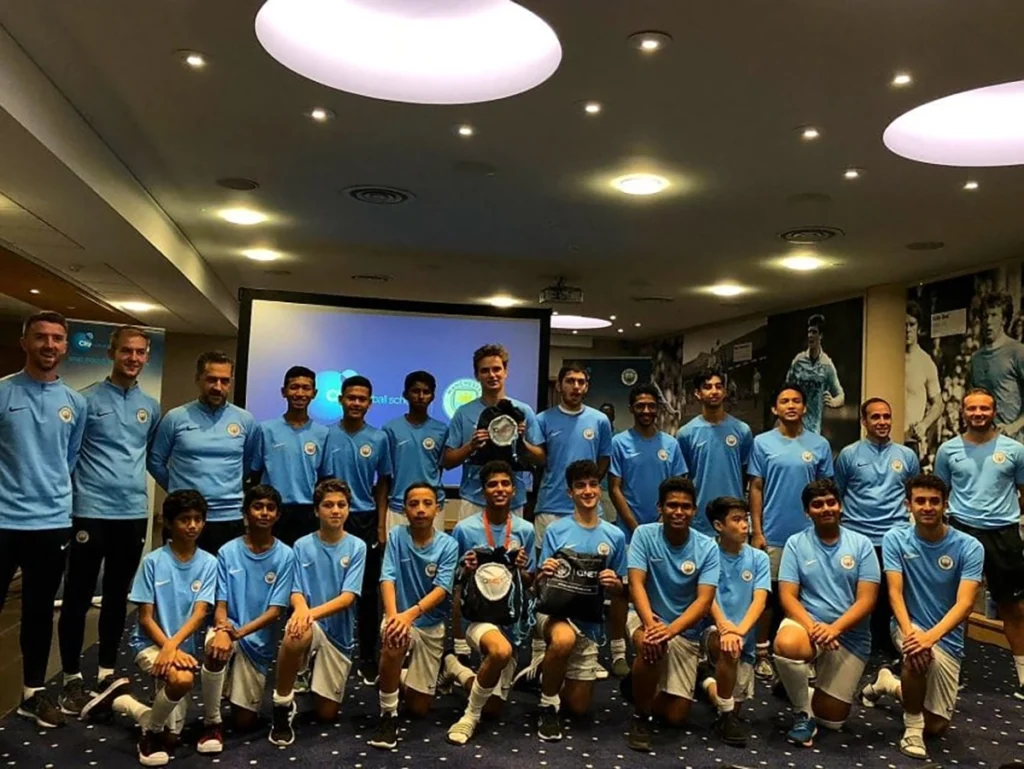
[165,668,194,691]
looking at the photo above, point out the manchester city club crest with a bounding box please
[680,560,696,576]
[554,560,572,579]
[359,444,373,458]
[621,368,639,386]
[264,571,277,585]
[75,530,89,544]
[191,580,203,593]
[340,555,351,568]
[303,441,317,456]
[938,554,954,570]
[993,451,1007,464]
[801,451,813,463]
[891,459,903,472]
[583,427,596,441]
[137,409,149,424]
[726,434,738,447]
[741,569,753,582]
[840,554,856,570]
[425,562,438,577]
[658,448,669,461]
[58,406,73,423]
[597,542,611,556]
[227,422,241,437]
[423,436,436,451]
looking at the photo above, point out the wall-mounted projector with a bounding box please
[539,278,583,305]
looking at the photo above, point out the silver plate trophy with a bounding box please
[487,414,518,446]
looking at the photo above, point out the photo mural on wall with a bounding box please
[907,261,1024,471]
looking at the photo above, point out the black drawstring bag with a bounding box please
[468,399,527,470]
[459,546,534,644]
[535,548,607,624]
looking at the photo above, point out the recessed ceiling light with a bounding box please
[308,107,335,122]
[892,72,913,87]
[118,301,158,312]
[706,283,747,297]
[613,174,669,196]
[963,180,979,190]
[552,311,559,315]
[486,295,521,308]
[551,315,613,331]
[178,51,207,69]
[583,101,602,115]
[843,168,861,180]
[571,330,578,335]
[609,314,617,320]
[617,328,624,333]
[255,0,562,105]
[218,208,267,225]
[883,79,1024,166]
[629,31,672,53]
[243,248,281,262]
[779,254,827,271]
[457,124,475,137]
[800,126,821,141]
[634,322,642,327]
[28,289,40,295]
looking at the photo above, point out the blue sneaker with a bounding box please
[786,714,817,747]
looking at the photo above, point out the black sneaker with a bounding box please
[359,661,378,687]
[58,677,91,716]
[626,713,653,752]
[537,706,562,742]
[17,691,65,729]
[268,700,297,747]
[714,709,747,747]
[137,729,170,767]
[80,676,131,721]
[368,714,398,749]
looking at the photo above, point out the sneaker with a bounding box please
[593,662,610,680]
[786,714,818,747]
[58,677,92,716]
[293,668,311,694]
[197,723,224,754]
[611,657,630,678]
[268,700,297,747]
[626,714,653,752]
[368,714,398,749]
[859,666,896,708]
[137,730,169,767]
[754,655,775,680]
[512,659,542,693]
[537,706,562,742]
[899,730,928,760]
[80,676,131,721]
[358,661,378,687]
[17,691,65,729]
[446,714,478,745]
[714,709,747,747]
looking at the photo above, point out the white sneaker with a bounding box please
[593,663,609,680]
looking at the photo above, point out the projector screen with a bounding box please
[235,290,550,490]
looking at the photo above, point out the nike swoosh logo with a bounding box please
[96,411,113,417]
[229,568,243,574]
[625,451,641,458]
[301,561,314,568]
[903,553,919,560]
[272,442,285,448]
[7,406,27,412]
[549,430,563,437]
[155,580,170,586]
[397,439,411,446]
[805,559,817,566]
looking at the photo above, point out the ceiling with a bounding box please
[0,0,1022,338]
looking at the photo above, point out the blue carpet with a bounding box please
[0,637,1022,769]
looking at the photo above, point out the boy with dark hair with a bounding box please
[383,371,449,534]
[369,483,459,749]
[199,484,295,752]
[624,476,719,752]
[699,496,770,747]
[269,478,366,746]
[81,489,217,767]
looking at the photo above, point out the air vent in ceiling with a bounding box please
[631,296,674,304]
[216,177,260,191]
[351,274,391,283]
[906,241,945,251]
[779,226,844,244]
[343,186,414,205]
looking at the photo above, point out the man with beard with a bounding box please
[969,293,1024,440]
[834,398,919,661]
[935,388,1024,699]
[149,351,257,555]
[786,314,845,434]
[57,326,162,717]
[904,302,942,457]
[250,366,329,546]
[0,311,87,728]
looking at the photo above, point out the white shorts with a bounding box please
[380,620,446,696]
[465,622,518,700]
[204,628,266,713]
[133,646,190,733]
[307,623,353,704]
[627,611,700,700]
[458,501,523,521]
[532,513,563,549]
[537,613,600,682]
[892,625,960,721]
[387,506,446,535]
[778,618,866,705]
[701,626,755,702]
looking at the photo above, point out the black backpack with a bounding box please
[459,546,534,643]
[468,399,528,470]
[535,548,607,625]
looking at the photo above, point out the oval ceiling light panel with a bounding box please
[550,315,613,331]
[255,0,562,105]
[883,79,1024,167]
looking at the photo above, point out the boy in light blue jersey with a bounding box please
[443,343,545,520]
[834,398,919,660]
[383,371,449,533]
[250,365,328,546]
[200,485,295,752]
[444,461,536,746]
[525,459,625,742]
[59,325,162,716]
[609,382,688,539]
[148,351,257,554]
[785,314,845,434]
[699,496,770,748]
[81,490,217,768]
[369,484,459,749]
[860,474,983,761]
[676,370,754,538]
[934,387,1024,698]
[0,311,87,728]
[623,477,719,753]
[318,374,392,685]
[268,479,366,746]
[774,479,880,748]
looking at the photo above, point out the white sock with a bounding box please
[146,688,182,731]
[702,676,721,706]
[201,666,226,725]
[903,710,925,738]
[718,696,735,714]
[540,692,560,711]
[97,667,115,683]
[774,656,811,715]
[610,638,627,661]
[1014,655,1024,686]
[755,642,770,656]
[113,693,150,725]
[272,690,294,707]
[454,638,471,658]
[63,672,83,685]
[465,680,495,721]
[23,686,43,700]
[379,688,399,716]
[446,654,475,688]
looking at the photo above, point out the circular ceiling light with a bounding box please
[177,50,207,69]
[800,126,821,141]
[963,180,979,190]
[243,248,281,261]
[255,0,562,105]
[629,31,672,53]
[843,168,861,180]
[219,208,267,225]
[613,174,670,196]
[778,254,827,271]
[706,283,747,297]
[308,107,335,122]
[457,124,475,137]
[118,301,158,312]
[486,295,521,308]
[583,101,602,115]
[883,79,1024,167]
[550,315,613,331]
[892,72,913,87]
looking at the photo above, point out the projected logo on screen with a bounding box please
[309,369,360,422]
[71,331,94,351]
[442,378,482,419]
